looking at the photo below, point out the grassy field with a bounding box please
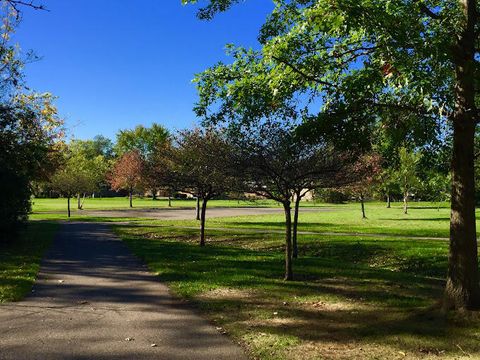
[0,222,58,302]
[133,201,466,239]
[110,202,480,360]
[31,197,286,213]
[200,202,458,238]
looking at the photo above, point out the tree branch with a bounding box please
[271,55,335,88]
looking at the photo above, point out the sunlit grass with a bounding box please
[0,222,58,302]
[111,202,480,359]
[30,197,286,213]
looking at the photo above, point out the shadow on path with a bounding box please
[0,222,247,360]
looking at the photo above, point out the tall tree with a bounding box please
[115,123,169,199]
[115,123,169,157]
[186,0,480,310]
[0,2,63,235]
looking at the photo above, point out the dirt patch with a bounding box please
[197,287,258,301]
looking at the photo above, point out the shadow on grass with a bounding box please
[381,217,450,222]
[0,221,58,302]
[114,222,480,357]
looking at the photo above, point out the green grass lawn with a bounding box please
[0,222,58,302]
[200,201,457,238]
[110,202,480,360]
[31,197,286,213]
[132,201,458,239]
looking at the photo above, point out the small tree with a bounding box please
[141,138,173,202]
[377,168,400,208]
[172,129,235,246]
[50,154,94,218]
[349,153,382,219]
[421,171,451,210]
[109,150,144,207]
[50,167,80,218]
[231,122,353,278]
[396,147,422,214]
[68,141,110,209]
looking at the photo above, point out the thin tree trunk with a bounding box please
[77,194,82,210]
[283,201,293,281]
[80,193,86,209]
[386,194,391,208]
[444,0,480,310]
[129,189,133,208]
[168,194,172,207]
[199,197,208,247]
[152,189,157,200]
[292,193,301,259]
[403,192,408,214]
[196,197,200,220]
[360,193,366,219]
[67,196,71,218]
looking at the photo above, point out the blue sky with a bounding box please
[14,0,274,140]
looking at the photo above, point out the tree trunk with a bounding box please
[77,194,82,210]
[403,192,408,214]
[199,197,208,247]
[152,189,157,200]
[129,190,133,208]
[80,193,86,209]
[196,197,200,220]
[360,193,366,219]
[292,193,301,259]
[386,194,391,208]
[444,0,480,310]
[283,201,293,281]
[67,196,71,218]
[168,195,172,207]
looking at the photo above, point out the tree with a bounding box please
[421,171,451,209]
[396,147,422,214]
[141,139,177,205]
[68,139,110,209]
[229,121,353,278]
[50,147,105,217]
[115,123,169,157]
[377,168,400,209]
[349,153,382,219]
[70,136,114,160]
[186,0,480,310]
[50,165,82,218]
[172,129,235,246]
[115,123,169,200]
[109,151,144,207]
[0,2,63,235]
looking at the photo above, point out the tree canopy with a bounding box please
[186,0,480,310]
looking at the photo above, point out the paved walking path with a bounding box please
[0,222,247,360]
[37,206,333,220]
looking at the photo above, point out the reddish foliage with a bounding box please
[109,150,144,192]
[350,152,383,193]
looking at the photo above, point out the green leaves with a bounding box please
[188,0,460,153]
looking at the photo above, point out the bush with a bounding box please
[313,189,349,204]
[0,167,31,237]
